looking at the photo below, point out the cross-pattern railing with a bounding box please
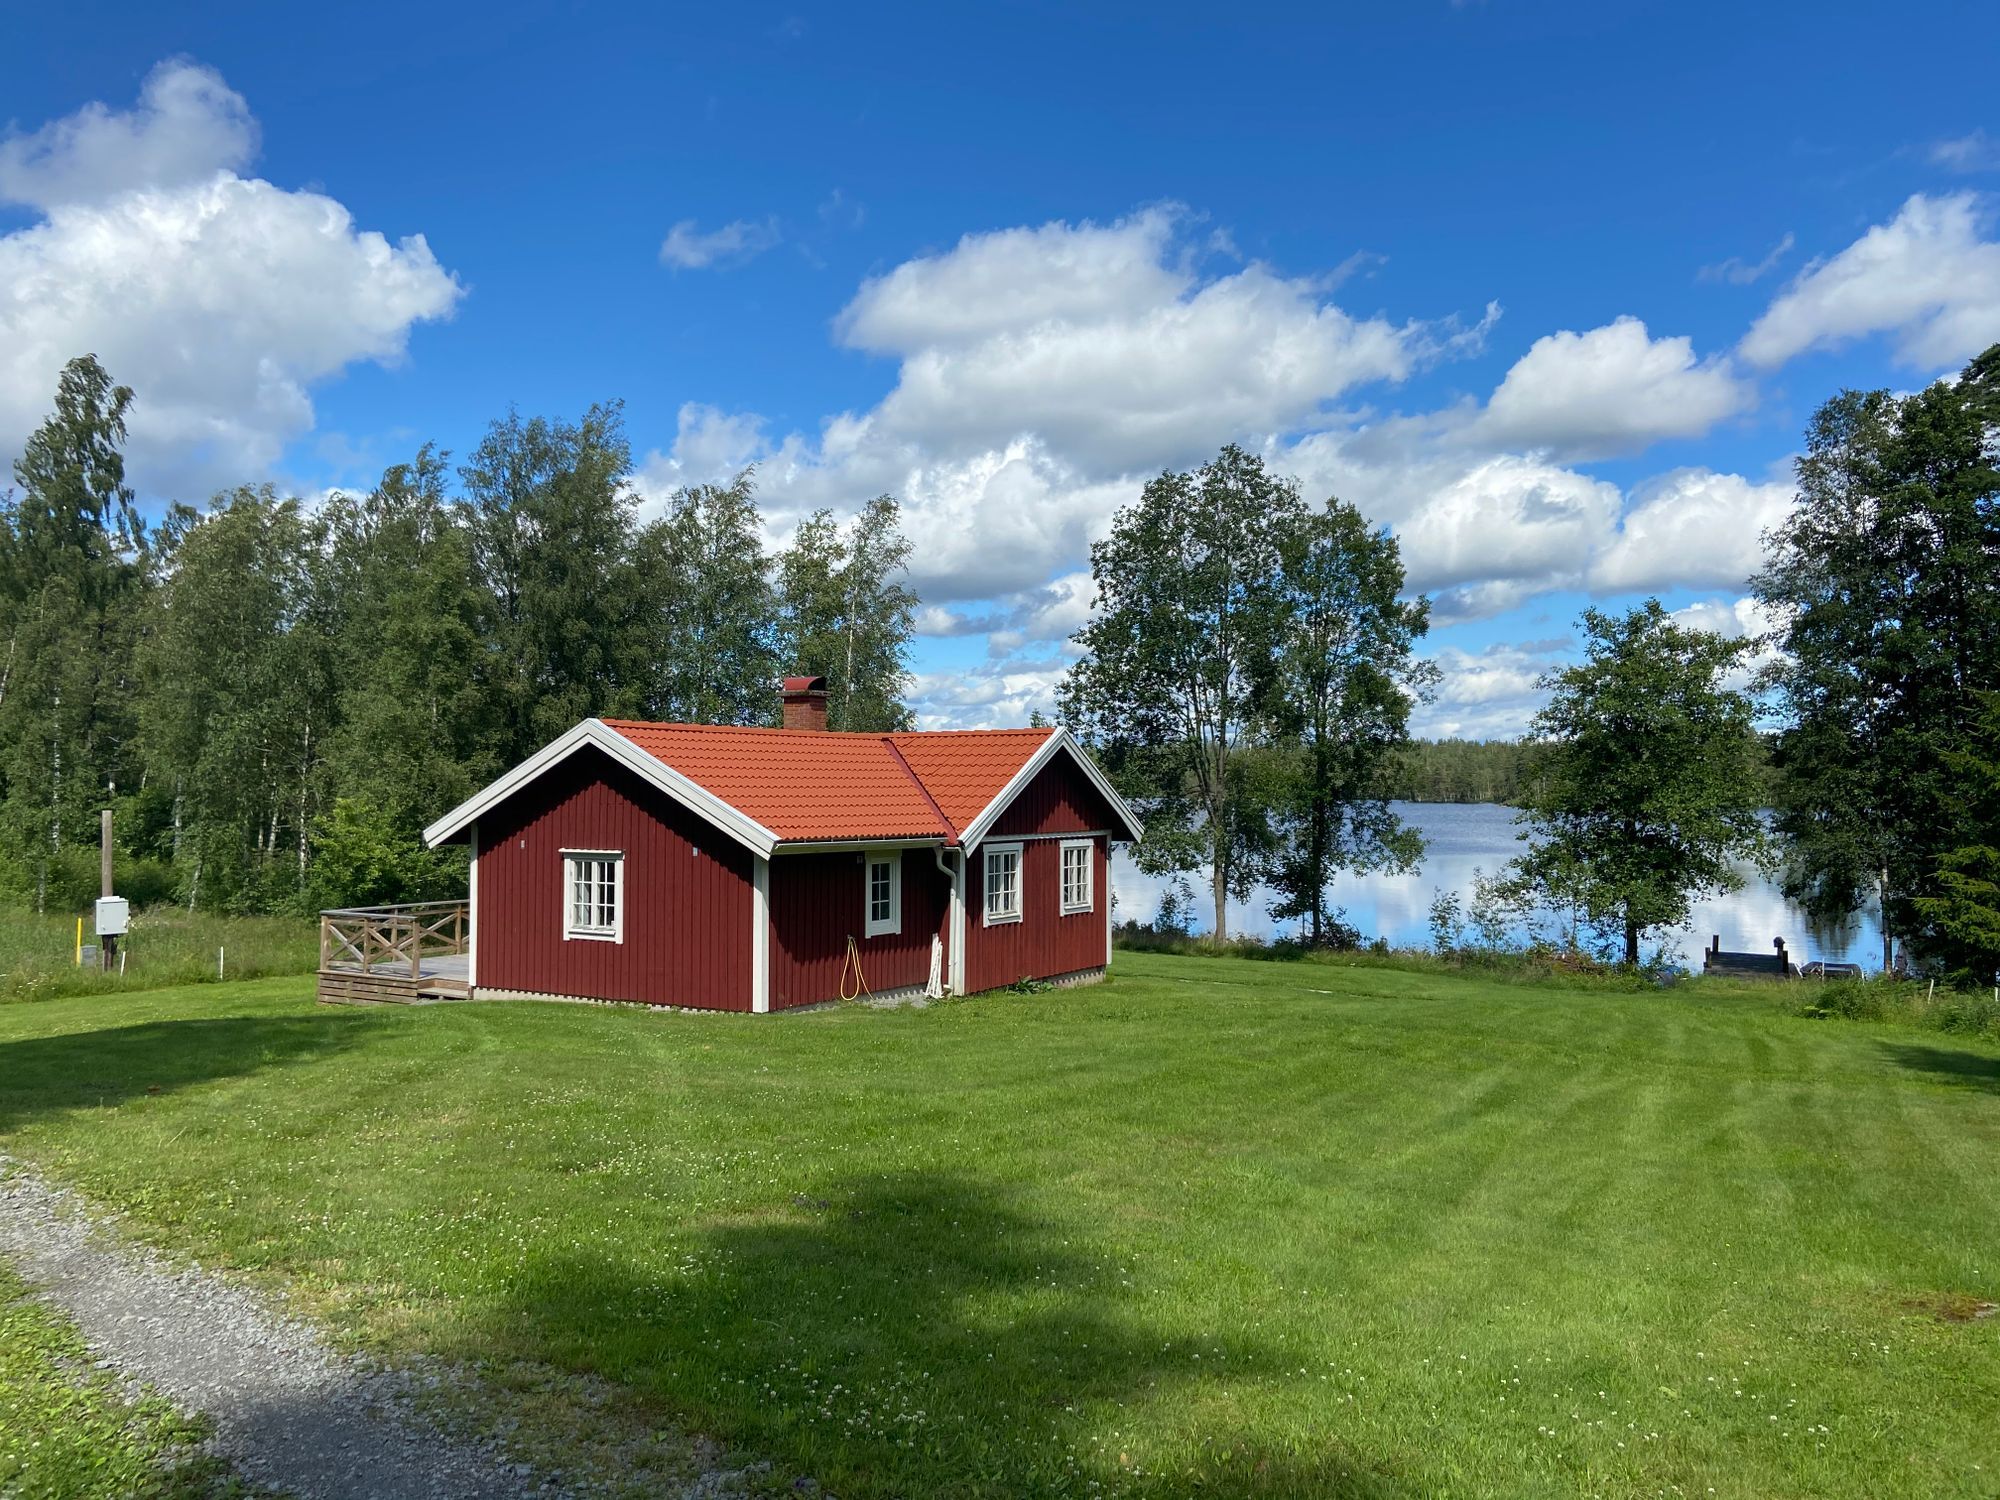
[319,900,469,980]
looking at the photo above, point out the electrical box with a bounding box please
[94,896,129,938]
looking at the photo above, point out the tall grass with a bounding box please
[0,906,316,1002]
[1792,973,2000,1040]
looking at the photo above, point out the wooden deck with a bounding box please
[317,901,473,1005]
[1702,933,1796,981]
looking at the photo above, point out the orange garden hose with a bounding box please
[840,934,873,1002]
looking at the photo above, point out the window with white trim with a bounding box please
[865,853,902,937]
[1059,838,1094,914]
[983,843,1022,925]
[563,850,623,941]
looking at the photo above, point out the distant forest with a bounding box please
[1383,738,1538,804]
[1384,736,1778,807]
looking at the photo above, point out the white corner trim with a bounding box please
[422,719,779,857]
[751,854,770,1013]
[958,728,1144,852]
[466,822,479,990]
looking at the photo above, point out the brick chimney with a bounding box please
[781,675,829,731]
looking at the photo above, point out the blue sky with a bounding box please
[5,1,1999,732]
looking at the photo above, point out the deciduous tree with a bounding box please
[1505,601,1767,965]
[1058,445,1302,941]
[637,470,779,725]
[1754,343,2000,969]
[775,496,915,731]
[1264,500,1436,947]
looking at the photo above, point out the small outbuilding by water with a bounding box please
[318,677,1142,1012]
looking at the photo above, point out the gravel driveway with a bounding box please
[0,1157,775,1499]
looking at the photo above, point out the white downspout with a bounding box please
[934,844,966,996]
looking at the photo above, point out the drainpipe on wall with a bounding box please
[934,844,966,995]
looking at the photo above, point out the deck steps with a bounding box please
[315,969,473,1005]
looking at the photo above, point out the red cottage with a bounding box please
[414,678,1144,1011]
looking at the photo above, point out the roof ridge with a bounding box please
[880,735,961,842]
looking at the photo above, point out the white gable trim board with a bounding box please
[957,728,1145,852]
[422,718,780,857]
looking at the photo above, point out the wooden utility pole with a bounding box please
[100,807,116,971]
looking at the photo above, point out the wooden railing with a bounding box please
[319,900,469,979]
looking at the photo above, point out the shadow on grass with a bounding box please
[1878,1041,2000,1094]
[492,1170,1410,1499]
[0,1017,359,1131]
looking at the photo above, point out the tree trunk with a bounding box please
[1212,857,1229,944]
[1624,912,1640,967]
[1879,868,1892,972]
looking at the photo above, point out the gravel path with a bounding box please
[0,1157,673,1499]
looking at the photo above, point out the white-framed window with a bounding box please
[983,842,1022,925]
[1059,838,1094,914]
[864,852,902,938]
[562,849,623,942]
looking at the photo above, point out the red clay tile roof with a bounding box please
[885,728,1056,833]
[600,721,1057,844]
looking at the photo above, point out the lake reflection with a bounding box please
[1108,801,1885,970]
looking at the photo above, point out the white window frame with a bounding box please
[983,842,1023,926]
[561,849,624,943]
[1059,837,1094,915]
[864,852,902,938]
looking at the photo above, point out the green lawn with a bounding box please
[0,955,1995,1498]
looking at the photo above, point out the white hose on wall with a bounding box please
[926,934,944,999]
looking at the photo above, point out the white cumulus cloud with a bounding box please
[0,60,256,209]
[643,210,1494,603]
[0,60,462,497]
[1740,193,2000,370]
[1471,317,1753,460]
[1589,468,1795,594]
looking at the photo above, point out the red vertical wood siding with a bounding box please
[965,835,1108,992]
[987,753,1123,838]
[474,747,753,1009]
[965,753,1113,992]
[769,847,949,1008]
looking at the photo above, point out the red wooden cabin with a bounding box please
[419,678,1143,1011]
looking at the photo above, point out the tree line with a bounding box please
[0,356,917,915]
[1382,739,1538,804]
[9,341,1997,983]
[1061,345,2000,982]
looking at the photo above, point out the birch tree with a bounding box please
[1058,445,1300,941]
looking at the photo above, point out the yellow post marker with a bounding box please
[75,916,83,965]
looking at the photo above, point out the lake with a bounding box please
[1107,801,1888,970]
